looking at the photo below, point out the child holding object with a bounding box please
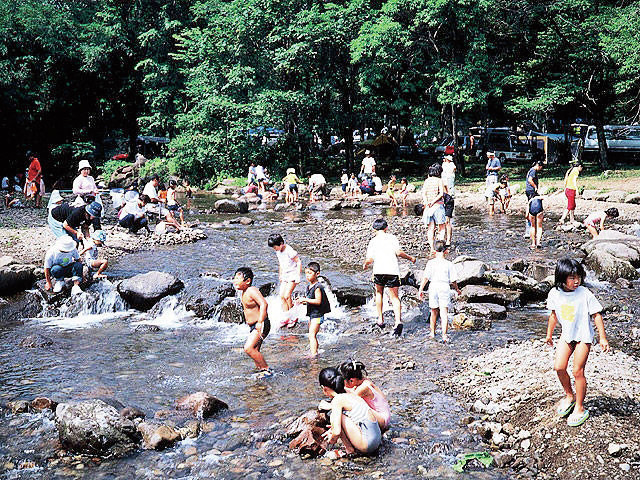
[583,207,619,239]
[80,230,108,279]
[339,360,391,432]
[417,240,461,343]
[545,258,609,427]
[268,233,302,327]
[296,262,331,356]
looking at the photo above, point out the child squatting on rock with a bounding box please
[545,258,609,427]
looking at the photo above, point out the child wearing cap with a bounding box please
[282,168,302,204]
[80,230,108,279]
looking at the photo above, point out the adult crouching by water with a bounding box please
[44,235,84,295]
[318,367,382,457]
[50,200,102,242]
[118,194,150,234]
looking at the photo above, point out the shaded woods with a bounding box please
[2,0,640,181]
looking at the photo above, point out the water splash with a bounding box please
[131,295,194,330]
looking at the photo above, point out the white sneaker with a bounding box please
[71,285,83,296]
[53,281,63,293]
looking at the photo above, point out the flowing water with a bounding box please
[0,195,631,479]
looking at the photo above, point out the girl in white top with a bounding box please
[268,233,301,327]
[545,258,609,427]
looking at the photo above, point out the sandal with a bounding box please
[556,398,575,417]
[567,409,589,427]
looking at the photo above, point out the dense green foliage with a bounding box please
[2,0,639,183]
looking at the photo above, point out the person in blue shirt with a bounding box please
[526,160,544,200]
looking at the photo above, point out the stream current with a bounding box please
[0,195,627,479]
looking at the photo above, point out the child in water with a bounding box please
[399,177,408,207]
[346,173,359,199]
[417,240,461,342]
[546,258,609,427]
[233,267,272,377]
[339,360,391,432]
[583,207,619,239]
[296,262,331,356]
[268,233,302,327]
[387,175,398,206]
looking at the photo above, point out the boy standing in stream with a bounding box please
[233,267,272,378]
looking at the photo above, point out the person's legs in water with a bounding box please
[429,307,438,338]
[387,286,402,334]
[585,223,598,239]
[243,329,268,370]
[374,283,385,327]
[440,296,450,342]
[427,221,436,253]
[280,281,297,326]
[535,212,544,247]
[90,259,108,278]
[529,214,537,248]
[309,317,322,355]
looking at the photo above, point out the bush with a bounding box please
[100,159,130,184]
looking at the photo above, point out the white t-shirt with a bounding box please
[276,245,300,282]
[341,174,349,184]
[366,232,400,276]
[442,162,456,195]
[119,201,146,220]
[362,156,376,174]
[255,165,266,180]
[142,181,158,201]
[372,176,383,192]
[546,286,603,343]
[84,241,99,264]
[309,174,326,187]
[44,247,80,269]
[424,257,457,289]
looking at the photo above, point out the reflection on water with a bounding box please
[0,197,617,479]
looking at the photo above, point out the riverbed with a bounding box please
[1,194,638,479]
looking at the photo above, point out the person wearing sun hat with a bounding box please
[44,235,84,295]
[72,159,101,207]
[282,167,302,203]
[46,190,67,238]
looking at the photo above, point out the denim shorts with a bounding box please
[310,316,325,325]
[423,204,446,225]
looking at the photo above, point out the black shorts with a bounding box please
[444,195,455,218]
[526,190,537,201]
[167,204,181,212]
[249,317,270,339]
[373,274,400,288]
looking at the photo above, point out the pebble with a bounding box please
[268,459,283,467]
[184,446,197,456]
[521,439,531,451]
[620,463,631,472]
[607,442,627,457]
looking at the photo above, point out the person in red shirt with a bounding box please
[26,151,42,208]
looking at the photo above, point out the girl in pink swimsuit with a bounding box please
[339,360,391,431]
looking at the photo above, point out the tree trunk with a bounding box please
[594,120,610,170]
[451,104,465,176]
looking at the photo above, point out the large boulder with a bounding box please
[457,302,507,320]
[309,200,342,211]
[0,262,36,295]
[117,272,184,311]
[55,399,142,457]
[212,185,236,195]
[625,193,640,204]
[581,189,600,200]
[453,313,491,330]
[484,270,551,301]
[453,257,488,286]
[604,190,628,203]
[0,291,43,323]
[175,392,228,418]
[214,198,249,214]
[329,187,343,198]
[460,285,522,307]
[214,297,245,324]
[183,279,236,318]
[341,201,362,209]
[583,250,639,281]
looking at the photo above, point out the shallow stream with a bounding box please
[0,195,632,479]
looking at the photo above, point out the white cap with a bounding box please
[49,190,64,204]
[55,236,76,252]
[286,168,295,175]
[444,155,453,161]
[486,151,495,157]
[78,160,92,171]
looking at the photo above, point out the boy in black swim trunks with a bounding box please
[233,267,271,375]
[363,218,416,336]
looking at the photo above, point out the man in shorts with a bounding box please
[363,218,416,336]
[233,267,272,377]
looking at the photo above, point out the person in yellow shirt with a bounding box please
[559,162,583,224]
[282,168,303,204]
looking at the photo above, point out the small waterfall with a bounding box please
[59,280,127,317]
[131,295,195,329]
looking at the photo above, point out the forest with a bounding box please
[2,0,639,183]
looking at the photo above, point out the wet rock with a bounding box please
[8,400,31,414]
[175,392,228,418]
[341,201,362,209]
[363,196,391,205]
[31,397,57,412]
[214,297,245,324]
[332,287,371,307]
[227,217,254,225]
[494,452,514,468]
[625,193,640,204]
[183,278,236,318]
[214,198,248,214]
[138,422,182,450]
[238,193,261,205]
[584,250,639,282]
[460,285,521,307]
[453,313,491,331]
[0,263,35,295]
[212,185,236,195]
[0,255,15,268]
[120,407,146,421]
[117,271,184,311]
[55,399,142,457]
[274,203,296,212]
[458,302,507,320]
[615,278,633,289]
[607,442,627,457]
[0,290,42,323]
[19,333,54,348]
[484,270,551,301]
[134,324,161,333]
[506,259,528,272]
[258,282,276,297]
[309,200,342,211]
[581,189,600,200]
[287,410,330,457]
[453,258,488,286]
[604,190,628,203]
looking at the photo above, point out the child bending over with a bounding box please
[339,360,391,432]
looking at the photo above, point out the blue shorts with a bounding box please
[310,316,325,325]
[423,204,446,225]
[167,204,181,212]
